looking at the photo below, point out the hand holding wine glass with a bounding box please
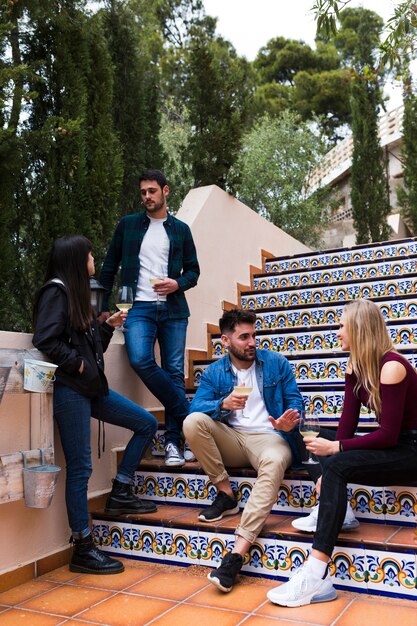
[149,264,166,301]
[115,286,133,329]
[299,410,320,465]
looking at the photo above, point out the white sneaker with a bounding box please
[267,564,337,607]
[292,502,359,533]
[164,443,185,467]
[183,441,196,462]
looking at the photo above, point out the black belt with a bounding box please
[401,430,417,436]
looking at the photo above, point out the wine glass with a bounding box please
[299,410,320,465]
[233,378,253,418]
[116,286,133,330]
[149,264,166,302]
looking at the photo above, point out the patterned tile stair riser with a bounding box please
[91,515,417,600]
[253,296,417,330]
[254,258,417,291]
[129,463,417,528]
[265,237,417,273]
[192,349,417,388]
[210,320,417,358]
[240,275,417,310]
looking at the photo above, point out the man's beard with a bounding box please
[227,343,256,362]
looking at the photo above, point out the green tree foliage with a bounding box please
[341,8,391,243]
[103,0,164,216]
[397,71,417,233]
[0,1,124,330]
[229,112,331,247]
[313,0,417,67]
[252,36,351,143]
[163,16,253,189]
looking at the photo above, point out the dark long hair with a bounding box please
[34,235,93,331]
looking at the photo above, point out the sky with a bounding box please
[202,0,403,107]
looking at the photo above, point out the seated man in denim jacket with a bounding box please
[183,308,303,593]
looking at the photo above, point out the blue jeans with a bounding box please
[124,301,190,447]
[54,383,158,534]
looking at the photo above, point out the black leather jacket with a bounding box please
[32,282,114,398]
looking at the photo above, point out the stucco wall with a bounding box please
[178,185,310,348]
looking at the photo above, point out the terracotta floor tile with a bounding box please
[387,526,417,547]
[259,514,293,534]
[40,566,82,583]
[20,585,111,617]
[128,570,210,600]
[337,598,417,626]
[243,616,311,626]
[79,592,174,625]
[0,580,59,606]
[168,508,205,526]
[338,523,397,544]
[150,603,245,626]
[191,581,269,612]
[74,565,153,590]
[0,608,63,625]
[257,588,351,625]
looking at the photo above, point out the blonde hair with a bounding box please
[343,299,394,418]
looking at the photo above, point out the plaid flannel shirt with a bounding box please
[99,212,200,318]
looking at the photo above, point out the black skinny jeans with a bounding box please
[312,434,417,557]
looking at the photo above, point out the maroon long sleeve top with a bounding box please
[336,351,417,451]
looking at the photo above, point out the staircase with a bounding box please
[92,237,417,602]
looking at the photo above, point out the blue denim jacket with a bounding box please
[189,349,304,465]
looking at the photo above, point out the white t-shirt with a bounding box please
[135,217,170,301]
[228,362,274,432]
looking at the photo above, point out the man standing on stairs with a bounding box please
[99,169,200,467]
[183,308,304,592]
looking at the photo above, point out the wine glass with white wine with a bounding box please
[299,409,320,465]
[233,377,253,419]
[115,286,133,330]
[149,264,166,302]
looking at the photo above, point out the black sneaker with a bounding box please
[198,491,239,522]
[208,552,243,592]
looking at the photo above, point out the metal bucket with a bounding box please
[22,449,61,508]
[23,359,57,393]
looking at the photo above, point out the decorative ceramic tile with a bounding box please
[365,547,417,599]
[274,539,311,580]
[163,527,200,565]
[330,545,368,593]
[133,471,166,502]
[243,536,287,577]
[265,239,417,273]
[349,484,386,523]
[255,298,417,330]
[288,354,347,385]
[241,276,417,310]
[198,530,235,567]
[165,473,211,506]
[384,485,417,526]
[255,259,416,291]
[273,479,303,514]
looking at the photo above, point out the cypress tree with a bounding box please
[341,9,391,243]
[397,70,417,233]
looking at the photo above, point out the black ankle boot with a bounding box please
[70,535,124,575]
[105,479,157,514]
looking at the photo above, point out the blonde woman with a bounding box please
[268,298,417,607]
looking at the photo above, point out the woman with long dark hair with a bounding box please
[267,298,417,607]
[33,235,158,575]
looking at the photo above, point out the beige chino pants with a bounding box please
[183,412,292,544]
